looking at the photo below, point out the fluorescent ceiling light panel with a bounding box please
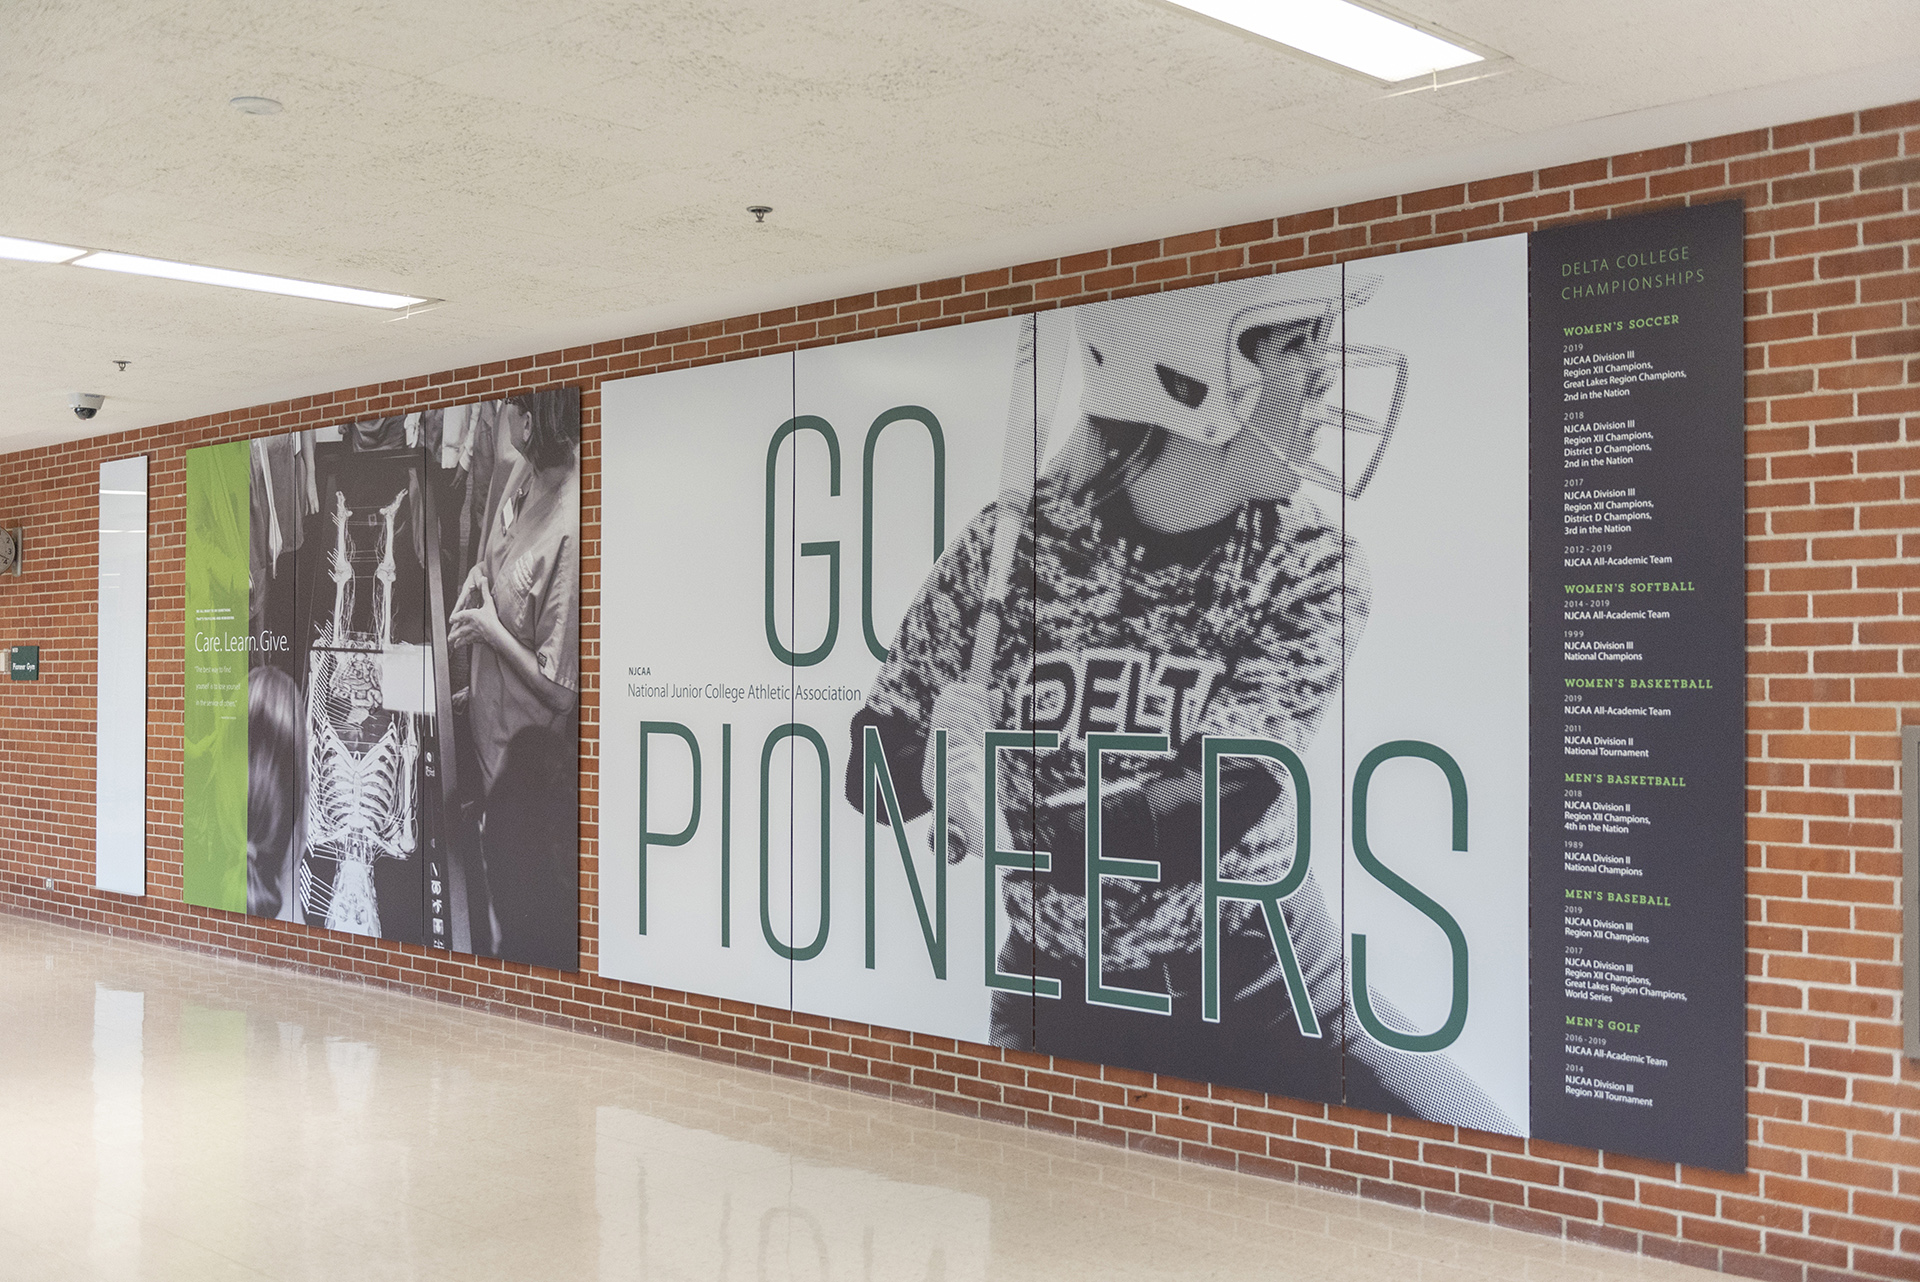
[1167,0,1483,82]
[0,235,86,263]
[71,251,430,310]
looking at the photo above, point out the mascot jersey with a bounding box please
[849,472,1360,981]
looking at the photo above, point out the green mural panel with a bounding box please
[183,441,250,912]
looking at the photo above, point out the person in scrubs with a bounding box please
[448,390,580,964]
[450,392,581,783]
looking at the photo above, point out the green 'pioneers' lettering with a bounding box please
[759,723,832,960]
[633,718,1487,1038]
[1350,741,1471,1054]
[720,724,732,946]
[1085,733,1174,1014]
[1201,738,1319,1035]
[983,730,1061,999]
[863,725,947,978]
[638,721,702,934]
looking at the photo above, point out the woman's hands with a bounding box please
[452,562,485,612]
[925,681,992,863]
[448,571,507,653]
[450,565,577,717]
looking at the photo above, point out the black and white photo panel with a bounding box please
[185,390,582,971]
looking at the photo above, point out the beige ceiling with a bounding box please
[3,0,1917,454]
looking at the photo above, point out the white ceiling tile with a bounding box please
[1,0,1915,450]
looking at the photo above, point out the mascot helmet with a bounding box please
[1070,270,1406,499]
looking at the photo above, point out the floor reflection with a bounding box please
[595,1108,988,1280]
[2,916,1713,1281]
[90,984,143,1275]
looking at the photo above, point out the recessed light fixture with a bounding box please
[230,96,283,115]
[1165,0,1482,83]
[0,235,85,264]
[70,251,430,310]
[4,231,434,309]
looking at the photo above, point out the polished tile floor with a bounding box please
[0,914,1720,1282]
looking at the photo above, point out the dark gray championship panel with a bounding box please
[1528,201,1747,1171]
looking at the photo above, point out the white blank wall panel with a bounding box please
[96,456,148,896]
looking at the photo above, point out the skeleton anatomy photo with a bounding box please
[601,236,1532,1138]
[183,389,582,971]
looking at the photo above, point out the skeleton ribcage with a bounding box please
[299,487,419,935]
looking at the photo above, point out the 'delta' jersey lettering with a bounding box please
[857,474,1368,965]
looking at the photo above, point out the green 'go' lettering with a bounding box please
[764,417,841,667]
[861,408,945,661]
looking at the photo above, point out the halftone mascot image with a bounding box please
[851,260,1519,1130]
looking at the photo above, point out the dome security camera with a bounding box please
[70,392,104,420]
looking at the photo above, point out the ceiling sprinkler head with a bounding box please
[230,96,282,115]
[747,205,772,224]
[113,360,129,372]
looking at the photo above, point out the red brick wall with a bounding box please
[4,100,1916,1282]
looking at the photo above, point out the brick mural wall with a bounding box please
[2,100,1915,1282]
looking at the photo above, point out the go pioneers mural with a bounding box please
[600,204,1748,1170]
[180,202,1745,1171]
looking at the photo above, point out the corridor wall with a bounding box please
[2,99,1915,1282]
